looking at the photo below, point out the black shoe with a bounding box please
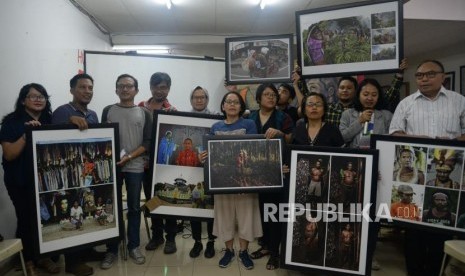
[204,241,215,258]
[189,241,203,258]
[145,237,165,251]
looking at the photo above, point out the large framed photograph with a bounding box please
[225,34,293,84]
[372,135,465,234]
[204,135,284,194]
[28,124,122,255]
[443,71,455,91]
[283,146,378,275]
[296,0,403,78]
[150,111,223,219]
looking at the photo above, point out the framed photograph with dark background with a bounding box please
[443,71,455,91]
[28,124,122,256]
[282,146,378,275]
[372,134,465,234]
[225,34,293,84]
[150,111,223,219]
[296,0,403,78]
[461,66,465,95]
[204,134,284,194]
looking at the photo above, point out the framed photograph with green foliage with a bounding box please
[296,0,403,78]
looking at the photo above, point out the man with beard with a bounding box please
[393,147,425,184]
[390,184,420,221]
[422,192,456,226]
[426,149,460,189]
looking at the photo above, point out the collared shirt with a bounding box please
[138,98,177,111]
[326,75,402,126]
[389,87,465,138]
[52,103,99,124]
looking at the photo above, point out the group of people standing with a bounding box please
[1,57,464,276]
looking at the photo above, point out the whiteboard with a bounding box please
[84,51,226,120]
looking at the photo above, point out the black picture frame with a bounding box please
[149,111,223,219]
[28,124,123,256]
[372,134,465,235]
[282,145,378,275]
[225,34,293,84]
[203,134,284,194]
[461,65,465,95]
[296,0,403,78]
[444,71,456,91]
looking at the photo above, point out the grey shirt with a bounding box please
[102,104,152,173]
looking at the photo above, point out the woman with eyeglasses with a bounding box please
[0,83,58,275]
[247,83,294,270]
[199,91,261,270]
[292,92,344,147]
[339,78,392,149]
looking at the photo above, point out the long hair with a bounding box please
[2,83,52,124]
[353,78,386,111]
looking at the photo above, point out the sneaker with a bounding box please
[219,249,235,268]
[128,247,145,265]
[65,262,93,276]
[239,250,254,270]
[163,240,177,254]
[189,241,203,258]
[204,241,215,258]
[145,237,165,251]
[371,258,381,270]
[100,252,117,270]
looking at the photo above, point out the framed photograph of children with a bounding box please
[150,111,223,219]
[204,134,284,194]
[372,134,465,234]
[27,124,122,256]
[225,34,293,84]
[282,145,378,275]
[296,0,403,78]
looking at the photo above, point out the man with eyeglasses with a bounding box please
[138,72,179,255]
[389,60,465,276]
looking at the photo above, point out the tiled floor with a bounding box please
[5,222,408,276]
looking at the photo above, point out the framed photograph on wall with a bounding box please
[282,146,378,275]
[372,135,465,234]
[204,135,284,194]
[150,111,223,219]
[443,71,455,91]
[296,0,403,78]
[225,34,293,84]
[461,66,465,95]
[28,124,122,256]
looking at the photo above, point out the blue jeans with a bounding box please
[108,171,144,253]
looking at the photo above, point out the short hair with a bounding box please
[183,138,193,143]
[116,74,139,90]
[417,59,445,73]
[279,83,296,99]
[300,92,328,122]
[353,78,386,111]
[337,76,358,90]
[220,91,246,117]
[70,73,93,89]
[255,83,279,104]
[150,72,171,87]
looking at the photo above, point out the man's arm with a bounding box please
[384,58,408,105]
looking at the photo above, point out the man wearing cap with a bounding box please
[390,185,420,221]
[422,191,456,226]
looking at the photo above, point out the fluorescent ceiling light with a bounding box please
[166,0,172,9]
[137,49,170,54]
[112,45,169,51]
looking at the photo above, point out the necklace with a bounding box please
[307,122,324,146]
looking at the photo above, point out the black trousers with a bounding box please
[258,192,282,254]
[190,220,215,241]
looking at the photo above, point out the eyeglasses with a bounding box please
[152,85,170,92]
[193,96,206,100]
[306,102,323,108]
[116,84,135,90]
[263,92,277,99]
[224,100,240,106]
[414,71,443,80]
[26,95,47,102]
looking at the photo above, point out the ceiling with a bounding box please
[70,0,465,59]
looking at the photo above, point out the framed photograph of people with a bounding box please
[27,124,122,256]
[225,34,293,84]
[443,71,455,91]
[296,0,403,78]
[283,146,378,275]
[372,135,465,234]
[150,111,223,219]
[203,134,284,194]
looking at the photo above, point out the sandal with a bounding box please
[37,258,60,274]
[266,255,280,270]
[250,247,270,259]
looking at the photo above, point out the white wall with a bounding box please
[0,0,110,238]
